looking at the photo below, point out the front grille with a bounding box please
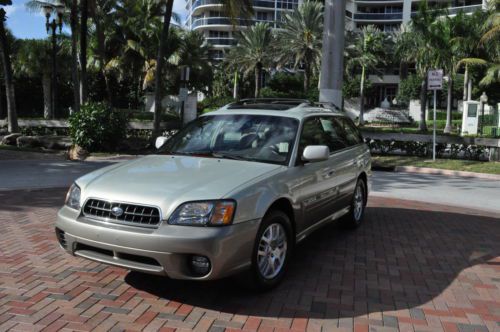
[83,199,161,227]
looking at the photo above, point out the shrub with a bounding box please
[267,72,304,93]
[343,76,374,99]
[260,87,293,98]
[68,102,127,152]
[198,96,235,113]
[434,111,462,121]
[396,74,422,107]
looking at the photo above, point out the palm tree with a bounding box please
[346,25,387,125]
[455,7,499,101]
[274,1,323,93]
[14,40,53,119]
[26,0,81,113]
[226,22,273,98]
[0,0,18,133]
[153,0,174,136]
[477,7,500,87]
[80,0,89,104]
[89,0,119,107]
[70,0,80,112]
[395,1,445,132]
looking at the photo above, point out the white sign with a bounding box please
[428,69,443,90]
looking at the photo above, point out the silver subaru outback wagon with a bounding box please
[56,99,371,289]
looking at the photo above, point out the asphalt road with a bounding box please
[0,158,499,213]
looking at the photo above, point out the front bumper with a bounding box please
[55,206,260,280]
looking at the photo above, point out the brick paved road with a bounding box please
[0,189,499,332]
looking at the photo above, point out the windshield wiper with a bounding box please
[211,152,248,161]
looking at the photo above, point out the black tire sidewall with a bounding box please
[250,210,292,290]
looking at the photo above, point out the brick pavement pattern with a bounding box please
[0,189,499,331]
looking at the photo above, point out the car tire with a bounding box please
[248,210,293,291]
[343,179,367,229]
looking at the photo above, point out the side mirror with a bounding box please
[302,145,330,162]
[155,136,168,149]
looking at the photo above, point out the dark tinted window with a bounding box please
[333,117,363,146]
[299,117,349,154]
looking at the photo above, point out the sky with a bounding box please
[4,0,189,39]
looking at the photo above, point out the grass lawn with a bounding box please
[372,155,500,175]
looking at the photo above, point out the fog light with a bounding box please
[190,255,211,276]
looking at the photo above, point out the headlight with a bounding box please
[65,183,81,210]
[169,200,235,226]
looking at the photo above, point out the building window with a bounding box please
[256,12,268,21]
[209,31,229,38]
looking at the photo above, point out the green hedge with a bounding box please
[483,126,500,137]
[433,111,462,121]
[69,102,127,152]
[123,110,179,122]
[419,120,462,129]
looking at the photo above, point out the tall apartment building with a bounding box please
[185,0,488,104]
[185,0,301,60]
[345,0,489,107]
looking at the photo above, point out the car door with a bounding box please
[331,117,368,207]
[296,116,349,230]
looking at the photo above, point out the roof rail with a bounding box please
[314,102,342,112]
[226,98,313,110]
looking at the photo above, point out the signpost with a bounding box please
[427,69,443,161]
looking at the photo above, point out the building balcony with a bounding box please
[191,0,276,15]
[192,17,274,29]
[354,0,403,4]
[352,12,403,21]
[206,37,237,46]
[411,4,482,17]
[368,74,400,85]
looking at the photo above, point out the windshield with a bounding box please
[160,114,299,165]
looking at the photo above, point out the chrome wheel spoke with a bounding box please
[257,223,287,279]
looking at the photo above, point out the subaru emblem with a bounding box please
[111,206,124,217]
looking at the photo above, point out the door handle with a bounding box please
[323,169,335,178]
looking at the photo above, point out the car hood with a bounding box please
[76,155,282,218]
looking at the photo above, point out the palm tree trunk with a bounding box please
[42,74,52,119]
[0,9,18,133]
[359,65,365,126]
[463,64,468,101]
[80,0,89,104]
[419,76,428,132]
[255,63,263,98]
[303,60,310,93]
[70,0,80,113]
[95,16,114,107]
[153,0,174,137]
[399,61,408,80]
[233,70,238,99]
[444,76,453,133]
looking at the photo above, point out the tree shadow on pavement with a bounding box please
[125,203,500,319]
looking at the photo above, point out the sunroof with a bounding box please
[227,98,311,110]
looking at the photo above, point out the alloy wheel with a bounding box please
[256,223,288,279]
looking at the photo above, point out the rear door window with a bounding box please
[332,117,363,146]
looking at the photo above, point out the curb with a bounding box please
[394,166,500,180]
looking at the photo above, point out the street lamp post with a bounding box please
[43,1,65,119]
